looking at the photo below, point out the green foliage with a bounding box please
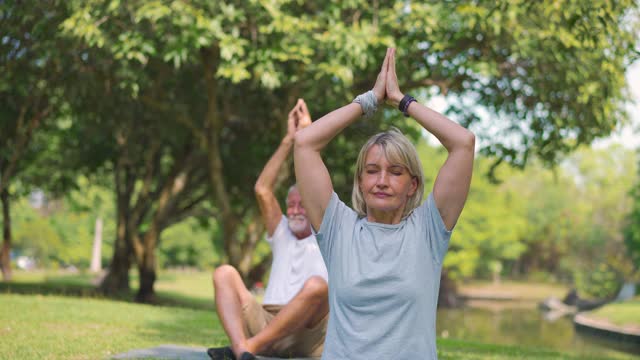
[449,159,528,279]
[505,161,582,280]
[158,218,219,269]
[7,180,115,268]
[396,1,638,168]
[624,151,640,272]
[7,184,220,270]
[59,0,639,168]
[4,0,639,292]
[10,200,63,267]
[0,0,77,193]
[565,146,638,290]
[417,142,527,279]
[416,140,638,288]
[61,176,116,267]
[574,262,623,299]
[499,145,637,288]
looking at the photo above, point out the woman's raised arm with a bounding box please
[386,48,475,230]
[294,49,392,230]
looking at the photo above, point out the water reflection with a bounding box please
[436,302,638,358]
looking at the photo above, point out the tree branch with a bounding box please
[129,139,161,221]
[0,104,49,193]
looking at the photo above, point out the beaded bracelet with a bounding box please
[398,94,417,117]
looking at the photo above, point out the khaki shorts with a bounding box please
[242,297,327,358]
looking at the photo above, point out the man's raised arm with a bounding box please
[255,100,311,236]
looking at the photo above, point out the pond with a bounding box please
[436,302,640,358]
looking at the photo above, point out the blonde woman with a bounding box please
[293,48,475,359]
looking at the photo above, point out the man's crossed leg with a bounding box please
[210,265,328,359]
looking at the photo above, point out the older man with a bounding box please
[208,100,328,360]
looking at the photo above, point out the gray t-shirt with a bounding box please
[316,192,451,360]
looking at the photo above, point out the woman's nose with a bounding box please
[376,172,389,186]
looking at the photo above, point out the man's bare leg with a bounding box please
[213,265,255,357]
[243,276,329,356]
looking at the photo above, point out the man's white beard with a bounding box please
[288,215,309,235]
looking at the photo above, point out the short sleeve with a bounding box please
[315,192,356,265]
[419,193,452,264]
[266,215,288,245]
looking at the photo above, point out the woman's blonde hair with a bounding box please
[351,128,425,218]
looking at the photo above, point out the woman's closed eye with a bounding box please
[389,166,405,176]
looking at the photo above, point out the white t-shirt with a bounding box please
[262,215,328,305]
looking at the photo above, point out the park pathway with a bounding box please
[112,344,316,360]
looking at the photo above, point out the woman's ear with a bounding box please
[408,176,418,197]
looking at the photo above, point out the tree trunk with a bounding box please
[247,253,272,286]
[200,46,275,285]
[131,217,163,303]
[99,231,131,294]
[135,237,157,303]
[0,189,12,281]
[131,167,187,303]
[100,182,131,294]
[90,217,103,273]
[223,216,269,286]
[437,269,460,308]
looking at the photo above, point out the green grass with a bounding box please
[0,294,224,359]
[1,294,634,360]
[1,272,637,359]
[1,269,216,310]
[438,338,633,359]
[151,270,215,310]
[587,296,640,328]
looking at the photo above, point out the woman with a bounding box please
[293,48,475,359]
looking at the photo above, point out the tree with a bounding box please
[59,0,638,300]
[566,145,637,295]
[59,1,398,300]
[401,1,639,170]
[58,176,116,269]
[0,0,76,280]
[158,218,219,269]
[61,76,211,301]
[499,145,637,297]
[417,142,527,281]
[505,161,582,279]
[6,179,114,270]
[624,151,640,280]
[10,197,64,268]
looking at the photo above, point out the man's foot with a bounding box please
[206,346,235,360]
[238,352,257,360]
